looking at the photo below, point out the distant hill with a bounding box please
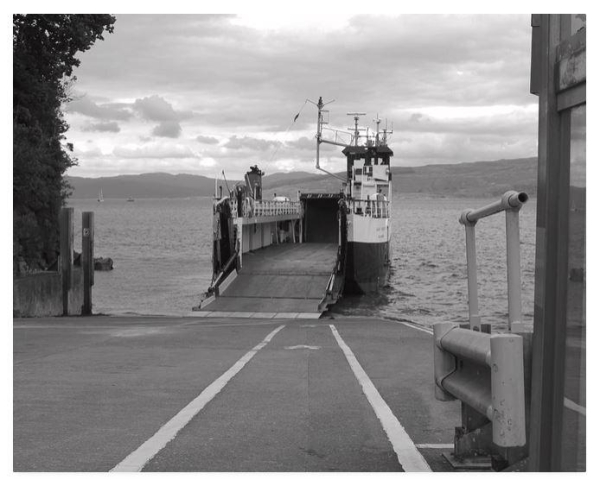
[66,172,226,199]
[393,157,538,198]
[260,157,538,199]
[66,157,537,200]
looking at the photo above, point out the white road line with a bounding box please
[329,324,431,472]
[399,321,433,335]
[110,324,286,472]
[416,443,454,449]
[564,397,586,416]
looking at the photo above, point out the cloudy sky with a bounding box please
[63,13,538,180]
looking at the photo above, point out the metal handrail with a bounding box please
[459,190,528,333]
[460,191,529,224]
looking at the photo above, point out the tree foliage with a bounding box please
[13,14,116,273]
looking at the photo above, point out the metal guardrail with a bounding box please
[459,190,529,333]
[434,323,527,448]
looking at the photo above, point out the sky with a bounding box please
[59,12,542,180]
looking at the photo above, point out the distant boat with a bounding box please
[98,189,104,202]
[127,197,135,202]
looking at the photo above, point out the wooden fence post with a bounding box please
[60,208,74,315]
[82,211,95,315]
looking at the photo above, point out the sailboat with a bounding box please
[98,188,104,202]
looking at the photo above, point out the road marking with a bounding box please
[400,321,433,335]
[329,324,431,472]
[110,324,286,472]
[284,345,321,350]
[564,397,586,416]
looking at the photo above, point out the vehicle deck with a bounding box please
[201,243,338,315]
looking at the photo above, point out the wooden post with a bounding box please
[82,211,95,315]
[59,207,74,316]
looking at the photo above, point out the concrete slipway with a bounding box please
[13,314,462,472]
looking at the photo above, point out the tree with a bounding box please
[13,14,116,273]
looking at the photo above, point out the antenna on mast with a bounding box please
[347,112,366,146]
[307,97,335,146]
[373,114,382,145]
[306,96,346,182]
[381,119,394,145]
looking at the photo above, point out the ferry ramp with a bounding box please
[201,243,338,316]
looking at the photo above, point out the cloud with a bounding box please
[72,146,104,158]
[65,96,131,120]
[133,95,191,122]
[152,121,182,138]
[113,142,198,159]
[224,135,281,151]
[285,137,315,151]
[196,135,220,145]
[409,113,427,123]
[64,14,539,178]
[396,108,537,138]
[82,121,121,133]
[285,136,336,152]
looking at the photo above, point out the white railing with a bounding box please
[459,190,529,333]
[254,200,301,217]
[349,199,390,218]
[229,198,301,219]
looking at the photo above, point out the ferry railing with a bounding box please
[459,190,529,333]
[253,200,301,217]
[349,199,389,218]
[229,198,301,219]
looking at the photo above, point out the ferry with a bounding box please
[199,97,393,314]
[311,96,393,293]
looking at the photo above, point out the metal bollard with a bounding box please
[490,334,526,447]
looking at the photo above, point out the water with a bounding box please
[335,195,536,332]
[69,195,536,331]
[71,197,213,316]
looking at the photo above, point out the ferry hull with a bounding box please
[344,240,390,294]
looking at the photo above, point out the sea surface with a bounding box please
[69,195,536,331]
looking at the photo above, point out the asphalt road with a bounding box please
[13,315,460,472]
